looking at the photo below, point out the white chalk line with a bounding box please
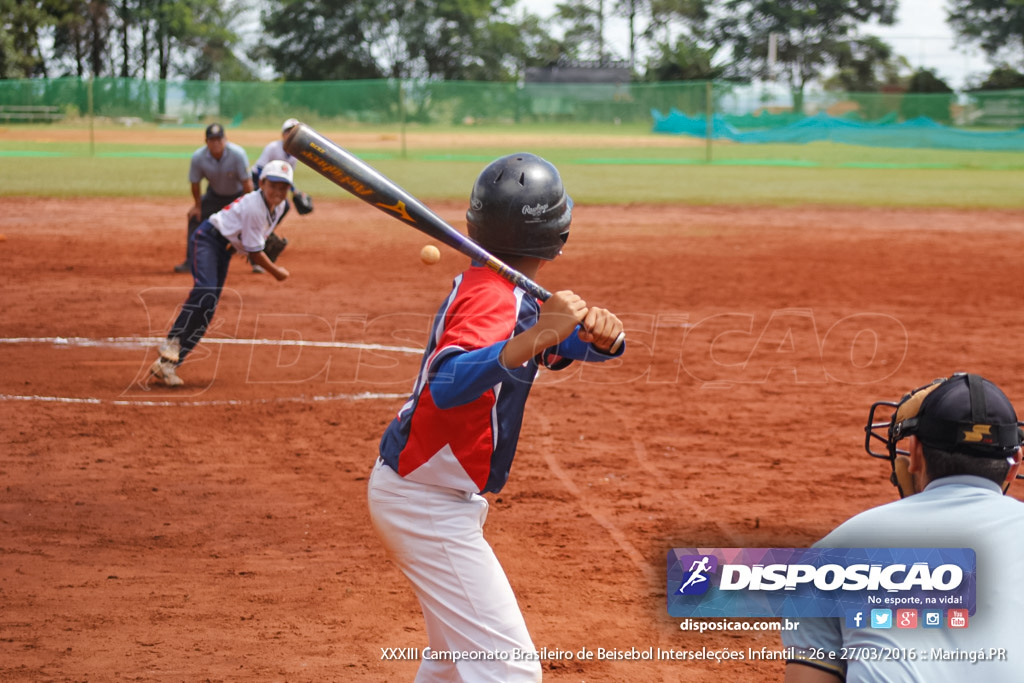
[0,336,424,354]
[0,335,419,407]
[0,392,408,407]
[535,413,651,577]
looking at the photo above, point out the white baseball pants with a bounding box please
[367,458,542,682]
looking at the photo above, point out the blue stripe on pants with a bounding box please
[169,221,233,363]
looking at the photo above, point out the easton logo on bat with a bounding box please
[296,149,375,196]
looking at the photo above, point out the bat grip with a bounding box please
[609,331,626,354]
[531,282,624,354]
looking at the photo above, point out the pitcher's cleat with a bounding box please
[158,337,182,363]
[150,359,184,387]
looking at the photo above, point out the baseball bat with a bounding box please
[282,122,624,353]
[283,123,550,299]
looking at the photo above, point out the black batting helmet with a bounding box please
[466,152,572,260]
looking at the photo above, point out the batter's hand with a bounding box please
[537,290,589,342]
[501,290,587,369]
[578,308,624,353]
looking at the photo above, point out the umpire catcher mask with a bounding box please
[865,373,1024,497]
[466,153,572,260]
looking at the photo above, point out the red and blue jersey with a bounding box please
[378,265,622,494]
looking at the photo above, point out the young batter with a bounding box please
[368,153,625,682]
[150,160,294,387]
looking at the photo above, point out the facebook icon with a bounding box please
[845,610,866,629]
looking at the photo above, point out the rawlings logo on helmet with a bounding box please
[522,203,551,218]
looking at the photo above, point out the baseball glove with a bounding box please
[294,191,314,215]
[263,232,288,262]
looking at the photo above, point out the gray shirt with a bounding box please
[781,476,1024,682]
[189,142,250,196]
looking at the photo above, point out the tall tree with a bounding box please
[452,12,560,81]
[554,0,614,63]
[823,35,907,92]
[509,12,565,73]
[135,0,156,77]
[974,65,1024,90]
[85,0,111,77]
[644,0,711,55]
[116,0,133,77]
[614,0,643,68]
[712,0,898,110]
[262,0,381,80]
[644,36,722,80]
[393,0,521,80]
[46,0,115,78]
[949,0,1024,65]
[901,67,955,122]
[640,0,714,80]
[143,0,237,80]
[263,0,534,81]
[1,0,53,77]
[610,0,709,71]
[177,4,243,80]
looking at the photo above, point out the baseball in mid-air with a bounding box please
[420,244,441,265]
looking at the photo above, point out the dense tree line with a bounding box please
[1,0,1022,91]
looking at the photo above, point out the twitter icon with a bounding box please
[871,609,893,629]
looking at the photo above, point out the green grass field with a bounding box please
[2,122,1023,208]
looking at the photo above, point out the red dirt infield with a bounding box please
[2,197,1022,681]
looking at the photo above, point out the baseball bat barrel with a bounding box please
[283,123,552,301]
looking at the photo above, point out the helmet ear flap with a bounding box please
[891,454,915,498]
[1003,447,1023,494]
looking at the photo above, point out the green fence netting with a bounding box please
[1,78,1023,152]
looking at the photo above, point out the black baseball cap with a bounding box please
[205,123,225,139]
[893,373,1021,458]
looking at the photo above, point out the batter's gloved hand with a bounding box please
[294,191,314,215]
[263,232,288,262]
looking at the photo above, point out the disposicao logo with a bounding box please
[666,548,976,619]
[718,562,963,592]
[676,555,718,595]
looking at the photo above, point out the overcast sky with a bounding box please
[518,0,991,89]
[867,0,989,88]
